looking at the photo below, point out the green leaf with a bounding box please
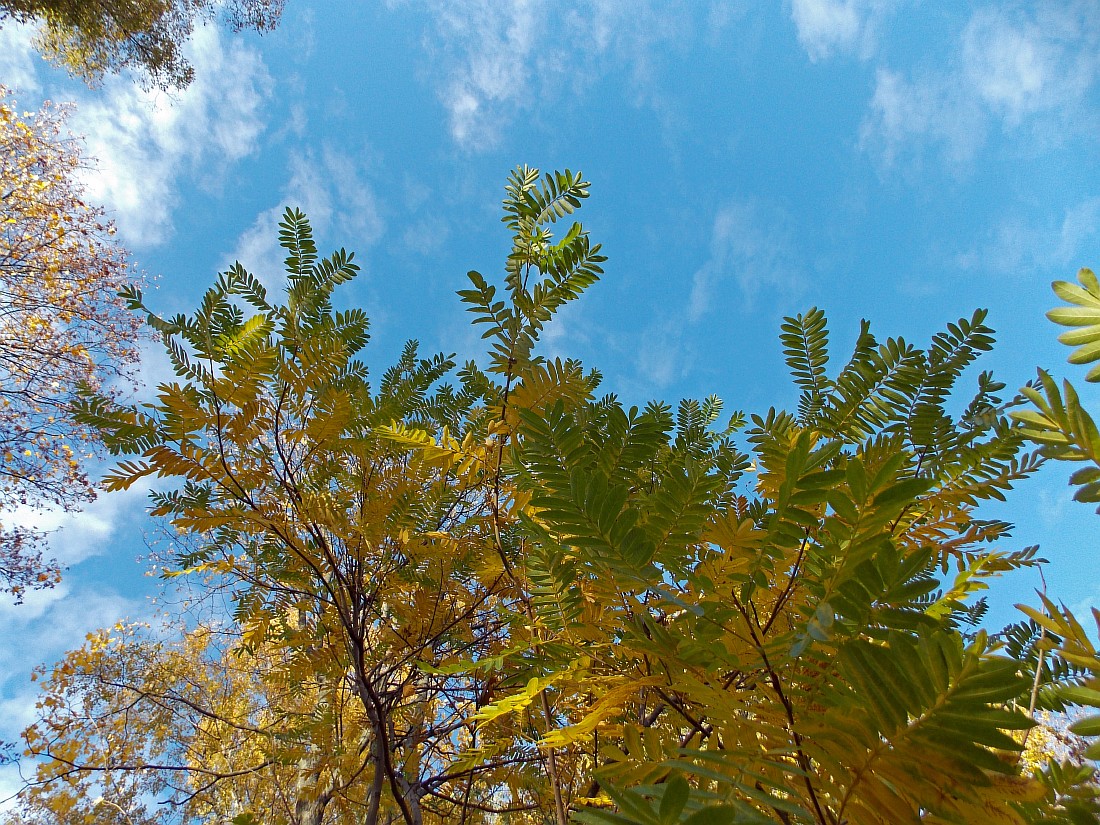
[1059,686,1100,706]
[681,806,742,825]
[659,775,689,823]
[871,477,933,509]
[1068,714,1100,736]
[1048,269,1100,379]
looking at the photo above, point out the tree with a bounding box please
[12,168,1100,823]
[0,85,140,601]
[371,205,1100,822]
[496,308,1097,824]
[0,0,286,90]
[12,619,383,824]
[49,175,604,823]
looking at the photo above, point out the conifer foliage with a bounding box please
[11,169,1100,824]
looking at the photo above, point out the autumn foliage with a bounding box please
[0,0,286,89]
[0,85,140,600]
[7,169,1100,824]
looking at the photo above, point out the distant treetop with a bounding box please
[0,0,286,90]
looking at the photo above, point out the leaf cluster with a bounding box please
[0,0,286,89]
[13,169,1100,825]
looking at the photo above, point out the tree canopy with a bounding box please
[6,168,1100,824]
[0,85,140,601]
[0,0,285,89]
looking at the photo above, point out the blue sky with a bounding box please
[1,0,1099,796]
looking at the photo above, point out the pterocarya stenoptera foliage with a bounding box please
[1006,266,1100,816]
[33,169,605,825]
[12,168,1100,824]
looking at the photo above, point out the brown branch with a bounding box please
[762,530,810,636]
[733,596,834,825]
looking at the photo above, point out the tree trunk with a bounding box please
[364,732,386,825]
[294,746,334,825]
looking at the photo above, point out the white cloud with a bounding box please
[401,215,451,258]
[69,25,273,248]
[571,0,693,121]
[0,583,141,717]
[0,586,136,661]
[962,11,1050,122]
[228,147,385,288]
[396,0,698,150]
[418,0,545,149]
[0,484,150,572]
[0,20,40,93]
[636,319,691,390]
[860,4,1100,171]
[0,487,150,805]
[134,334,179,396]
[956,197,1100,276]
[322,148,386,244]
[788,0,892,61]
[706,1,749,40]
[689,199,801,319]
[1055,198,1100,265]
[791,0,859,59]
[961,7,1099,125]
[228,150,341,285]
[0,584,141,806]
[0,21,271,248]
[230,207,288,289]
[859,68,985,170]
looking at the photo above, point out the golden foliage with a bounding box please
[11,171,1100,825]
[0,85,139,601]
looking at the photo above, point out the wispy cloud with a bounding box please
[395,0,703,150]
[961,7,1096,125]
[0,22,273,249]
[410,0,544,149]
[636,319,693,390]
[134,336,179,396]
[859,67,985,170]
[67,25,273,247]
[860,4,1100,171]
[788,0,896,61]
[0,485,150,572]
[0,585,138,663]
[0,492,150,799]
[956,197,1100,277]
[689,199,801,320]
[0,20,40,93]
[0,584,141,805]
[0,483,151,802]
[609,197,805,395]
[228,147,386,288]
